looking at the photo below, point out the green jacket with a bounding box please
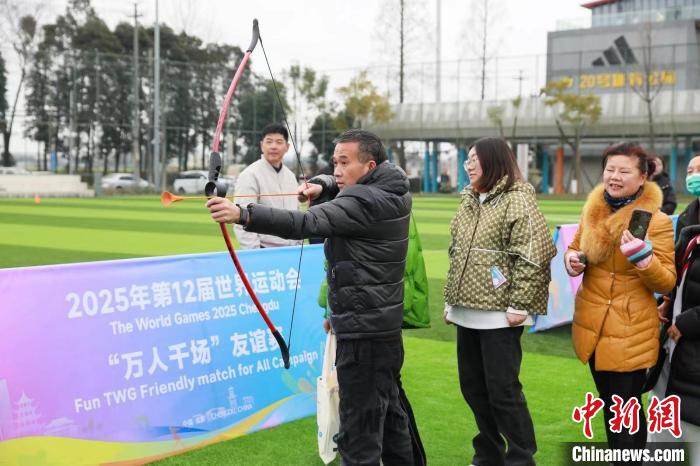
[317,214,430,328]
[443,177,556,315]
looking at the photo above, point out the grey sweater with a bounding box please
[234,157,301,249]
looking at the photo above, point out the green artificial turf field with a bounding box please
[0,194,684,465]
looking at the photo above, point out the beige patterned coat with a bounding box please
[444,177,556,315]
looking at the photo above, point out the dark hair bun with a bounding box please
[645,159,656,177]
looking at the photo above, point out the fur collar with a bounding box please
[580,182,662,265]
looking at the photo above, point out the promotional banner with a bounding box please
[532,225,580,332]
[0,245,327,464]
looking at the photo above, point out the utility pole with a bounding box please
[397,0,406,170]
[480,0,488,101]
[436,0,441,103]
[69,54,77,174]
[153,0,160,188]
[514,69,525,98]
[159,57,167,191]
[434,0,442,195]
[292,63,298,162]
[93,50,100,173]
[132,3,142,179]
[399,0,405,104]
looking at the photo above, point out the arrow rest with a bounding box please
[205,151,228,197]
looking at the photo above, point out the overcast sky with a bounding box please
[92,0,589,76]
[4,0,590,156]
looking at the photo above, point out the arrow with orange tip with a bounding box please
[160,190,300,207]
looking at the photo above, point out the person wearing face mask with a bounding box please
[644,155,700,464]
[676,155,700,236]
[565,142,676,464]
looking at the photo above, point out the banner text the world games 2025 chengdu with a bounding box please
[0,245,327,464]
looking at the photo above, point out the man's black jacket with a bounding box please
[666,223,700,425]
[676,198,699,238]
[241,162,411,340]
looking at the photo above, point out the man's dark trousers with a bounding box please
[335,334,422,465]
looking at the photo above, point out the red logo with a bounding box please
[572,392,605,439]
[608,395,641,435]
[648,395,682,438]
[572,393,683,439]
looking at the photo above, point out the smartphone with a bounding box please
[629,209,652,240]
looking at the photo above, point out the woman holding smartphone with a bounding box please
[564,142,676,463]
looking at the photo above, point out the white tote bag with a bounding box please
[317,332,340,464]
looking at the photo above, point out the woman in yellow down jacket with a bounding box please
[565,142,676,460]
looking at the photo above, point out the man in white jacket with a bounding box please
[234,123,302,249]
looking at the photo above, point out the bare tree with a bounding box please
[631,22,664,153]
[285,64,329,173]
[373,0,433,169]
[171,0,219,42]
[461,0,506,101]
[0,0,42,166]
[374,0,433,103]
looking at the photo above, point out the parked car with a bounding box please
[173,170,234,194]
[173,170,208,194]
[220,175,236,193]
[101,173,151,192]
[0,167,31,175]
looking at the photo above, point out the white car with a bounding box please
[173,171,234,194]
[173,170,208,194]
[101,173,151,192]
[0,167,30,175]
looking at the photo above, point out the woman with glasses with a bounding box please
[444,137,556,466]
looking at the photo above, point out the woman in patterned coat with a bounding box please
[565,142,676,462]
[443,137,556,466]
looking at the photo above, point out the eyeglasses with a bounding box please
[463,158,479,170]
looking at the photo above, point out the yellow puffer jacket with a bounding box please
[568,182,676,372]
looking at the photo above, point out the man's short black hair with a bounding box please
[333,129,387,164]
[260,123,289,142]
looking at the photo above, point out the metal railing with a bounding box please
[556,5,700,30]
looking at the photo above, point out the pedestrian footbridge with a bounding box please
[365,89,700,142]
